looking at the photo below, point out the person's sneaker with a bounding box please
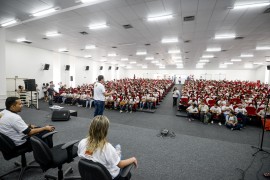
[130,111,132,113]
[188,119,191,122]
[218,122,222,126]
[231,128,234,131]
[211,121,214,124]
[120,110,123,113]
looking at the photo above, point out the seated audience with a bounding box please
[186,104,199,121]
[209,103,222,125]
[234,104,248,127]
[225,111,243,131]
[198,101,211,124]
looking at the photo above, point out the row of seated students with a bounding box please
[52,78,173,112]
[179,79,270,130]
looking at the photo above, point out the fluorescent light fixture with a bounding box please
[100,59,107,62]
[156,63,163,66]
[118,64,125,67]
[121,58,128,61]
[17,38,26,42]
[147,14,173,21]
[142,66,148,69]
[256,46,270,50]
[136,64,143,66]
[197,63,205,66]
[172,56,182,60]
[253,62,263,65]
[80,0,98,3]
[176,66,183,68]
[84,55,92,58]
[136,51,147,55]
[151,61,158,64]
[168,50,181,54]
[159,66,165,69]
[240,54,253,57]
[176,63,183,66]
[32,8,57,17]
[126,66,132,69]
[46,32,60,37]
[145,57,154,60]
[174,60,183,63]
[89,23,108,30]
[206,47,221,52]
[224,62,233,65]
[1,19,17,27]
[214,34,236,39]
[232,2,270,9]
[58,48,68,52]
[231,59,242,62]
[161,38,178,43]
[202,55,214,58]
[199,59,209,62]
[85,45,96,49]
[266,58,270,62]
[108,53,117,57]
[196,66,203,69]
[219,65,227,68]
[130,61,137,64]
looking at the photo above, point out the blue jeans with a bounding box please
[94,100,105,117]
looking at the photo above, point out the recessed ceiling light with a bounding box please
[84,55,92,58]
[108,53,117,57]
[17,38,26,42]
[266,57,270,62]
[240,54,253,57]
[168,50,181,54]
[46,32,61,37]
[118,64,125,67]
[224,62,233,65]
[85,45,96,49]
[244,64,253,68]
[100,59,107,62]
[1,19,18,27]
[202,55,214,58]
[214,34,236,39]
[206,47,221,52]
[136,51,147,55]
[89,23,108,30]
[151,61,158,64]
[126,66,132,69]
[253,62,263,65]
[172,56,182,60]
[32,8,57,17]
[219,65,227,68]
[199,59,209,62]
[145,57,154,60]
[142,66,148,69]
[147,14,173,21]
[161,38,179,43]
[59,48,68,52]
[130,61,137,64]
[256,46,270,50]
[121,58,128,61]
[231,59,242,62]
[232,2,270,9]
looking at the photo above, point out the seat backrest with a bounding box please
[78,159,112,180]
[30,136,53,171]
[0,132,18,160]
[246,106,256,115]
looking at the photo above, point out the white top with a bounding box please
[0,110,28,146]
[210,106,221,114]
[186,106,198,113]
[94,82,105,101]
[173,90,180,98]
[235,107,247,114]
[77,138,120,179]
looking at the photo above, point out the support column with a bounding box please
[0,29,6,109]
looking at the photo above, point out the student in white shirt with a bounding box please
[186,104,198,121]
[234,104,248,127]
[209,103,222,125]
[77,116,137,179]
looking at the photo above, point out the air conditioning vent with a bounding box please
[122,24,133,29]
[80,31,88,35]
[235,37,244,40]
[145,43,151,46]
[221,50,227,52]
[263,7,270,13]
[42,38,49,40]
[184,40,191,43]
[22,41,32,44]
[184,16,195,21]
[112,46,117,48]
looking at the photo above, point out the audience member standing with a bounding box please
[172,87,180,106]
[93,75,114,117]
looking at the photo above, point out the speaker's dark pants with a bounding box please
[94,100,105,117]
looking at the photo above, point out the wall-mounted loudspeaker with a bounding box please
[116,67,119,70]
[44,64,50,70]
[70,76,73,81]
[86,66,89,70]
[267,65,270,70]
[65,65,70,71]
[108,66,112,70]
[24,79,36,91]
[100,66,103,70]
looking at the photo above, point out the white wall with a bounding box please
[5,42,126,95]
[125,69,264,82]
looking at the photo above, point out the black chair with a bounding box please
[78,158,134,180]
[30,136,80,180]
[0,131,55,180]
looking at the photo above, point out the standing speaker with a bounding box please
[86,66,89,70]
[65,65,70,71]
[24,79,36,91]
[70,76,73,81]
[44,64,50,70]
[100,66,103,70]
[267,65,270,70]
[51,110,70,121]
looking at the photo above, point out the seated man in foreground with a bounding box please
[0,97,55,149]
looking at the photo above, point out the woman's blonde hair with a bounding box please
[86,115,110,154]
